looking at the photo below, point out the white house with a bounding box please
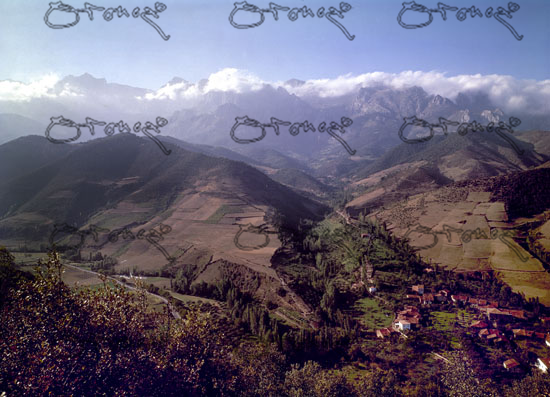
[536,358,550,373]
[368,286,377,294]
[394,320,411,331]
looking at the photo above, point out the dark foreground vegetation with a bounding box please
[2,211,550,396]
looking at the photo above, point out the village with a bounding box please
[374,283,550,375]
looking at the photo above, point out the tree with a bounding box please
[0,247,20,309]
[504,370,550,397]
[231,342,287,397]
[355,368,399,397]
[440,352,499,397]
[284,361,354,397]
[0,250,240,396]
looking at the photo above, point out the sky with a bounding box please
[0,0,549,90]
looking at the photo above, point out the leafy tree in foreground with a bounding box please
[284,361,355,397]
[0,251,237,396]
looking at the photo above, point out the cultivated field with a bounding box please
[371,188,550,305]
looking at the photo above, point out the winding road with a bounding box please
[64,263,181,319]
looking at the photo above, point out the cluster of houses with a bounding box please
[375,305,421,337]
[504,356,550,372]
[375,284,550,374]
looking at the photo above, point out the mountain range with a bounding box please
[3,73,549,162]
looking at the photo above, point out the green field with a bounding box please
[168,291,219,304]
[429,311,456,332]
[428,310,476,349]
[354,298,393,330]
[203,205,244,224]
[12,252,48,265]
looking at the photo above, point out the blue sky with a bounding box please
[0,0,548,89]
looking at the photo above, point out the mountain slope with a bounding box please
[0,133,327,247]
[0,114,47,145]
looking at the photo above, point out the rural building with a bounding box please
[486,308,515,323]
[469,298,487,308]
[470,320,489,329]
[376,327,394,338]
[479,329,490,338]
[394,306,421,331]
[421,293,434,305]
[546,334,550,347]
[502,309,526,320]
[536,358,550,373]
[412,285,424,295]
[451,295,468,304]
[368,286,377,293]
[503,359,520,370]
[394,320,411,331]
[406,294,422,303]
[512,329,534,339]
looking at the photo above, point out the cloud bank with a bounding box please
[2,69,549,115]
[0,74,60,101]
[143,69,550,115]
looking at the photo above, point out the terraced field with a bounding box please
[372,190,550,305]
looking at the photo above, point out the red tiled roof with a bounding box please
[397,316,419,324]
[470,298,488,306]
[503,359,520,369]
[377,328,392,337]
[502,309,526,319]
[471,320,489,328]
[539,358,550,368]
[513,329,534,338]
[487,308,513,318]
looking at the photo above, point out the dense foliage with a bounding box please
[3,204,550,397]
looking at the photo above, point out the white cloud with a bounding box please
[140,68,550,114]
[276,71,550,115]
[140,68,265,101]
[0,74,60,101]
[142,81,190,100]
[3,69,549,116]
[204,68,264,94]
[58,83,84,98]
